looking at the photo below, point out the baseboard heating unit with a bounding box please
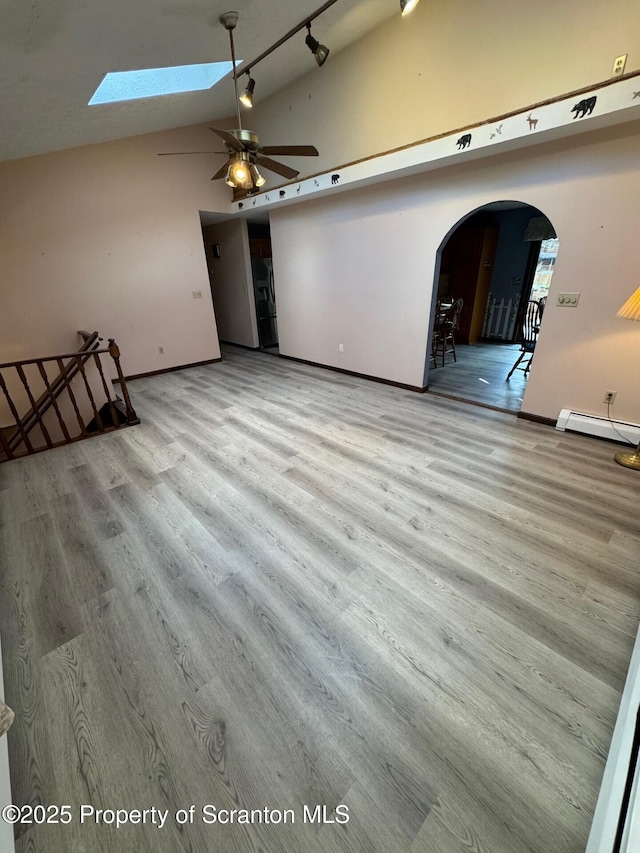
[556,409,640,444]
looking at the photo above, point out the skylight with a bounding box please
[88,61,237,105]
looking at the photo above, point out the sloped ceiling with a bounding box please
[1,0,398,163]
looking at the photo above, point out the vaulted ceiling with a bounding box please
[1,0,398,163]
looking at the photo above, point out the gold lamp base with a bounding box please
[614,445,640,470]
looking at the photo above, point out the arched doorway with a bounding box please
[426,201,558,412]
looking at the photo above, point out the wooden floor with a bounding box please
[1,346,639,853]
[428,342,529,411]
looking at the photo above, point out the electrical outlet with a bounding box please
[604,390,617,404]
[158,346,164,354]
[339,344,344,352]
[192,290,203,299]
[612,54,627,76]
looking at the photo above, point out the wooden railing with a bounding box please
[0,333,139,463]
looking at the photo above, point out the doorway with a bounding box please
[426,201,558,412]
[248,222,279,353]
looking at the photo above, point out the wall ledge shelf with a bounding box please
[231,72,640,216]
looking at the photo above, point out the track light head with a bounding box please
[239,74,255,108]
[305,23,329,67]
[400,0,420,14]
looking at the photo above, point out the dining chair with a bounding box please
[432,298,464,367]
[506,298,543,379]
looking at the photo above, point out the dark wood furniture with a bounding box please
[432,298,464,367]
[506,299,543,379]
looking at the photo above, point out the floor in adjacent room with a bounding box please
[1,346,639,853]
[428,341,529,411]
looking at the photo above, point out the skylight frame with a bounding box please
[88,61,238,105]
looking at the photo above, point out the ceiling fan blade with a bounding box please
[211,163,229,181]
[209,127,244,151]
[260,145,319,157]
[256,156,299,180]
[158,151,226,156]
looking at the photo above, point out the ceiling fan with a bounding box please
[159,11,319,194]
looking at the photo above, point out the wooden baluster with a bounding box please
[36,361,71,442]
[56,357,86,436]
[74,355,104,432]
[15,364,54,448]
[92,352,119,428]
[0,369,34,454]
[0,422,14,460]
[108,340,139,424]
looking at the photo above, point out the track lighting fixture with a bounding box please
[400,0,421,14]
[239,73,255,108]
[305,23,330,67]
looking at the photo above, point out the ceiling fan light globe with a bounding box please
[228,159,253,189]
[225,163,237,188]
[400,0,420,15]
[250,164,266,187]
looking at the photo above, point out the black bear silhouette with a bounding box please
[331,174,340,185]
[571,96,596,119]
[456,134,472,149]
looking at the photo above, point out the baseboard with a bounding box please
[518,411,557,427]
[426,389,520,415]
[118,357,222,382]
[219,340,260,351]
[277,353,427,393]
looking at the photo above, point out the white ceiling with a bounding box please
[1,0,398,163]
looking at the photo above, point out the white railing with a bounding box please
[482,294,520,340]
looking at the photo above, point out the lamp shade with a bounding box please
[617,287,640,321]
[400,0,421,14]
[613,285,640,469]
[305,26,330,67]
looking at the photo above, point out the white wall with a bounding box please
[0,646,14,853]
[248,0,640,178]
[202,220,258,348]
[0,122,229,377]
[271,121,640,422]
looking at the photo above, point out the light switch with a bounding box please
[557,292,580,307]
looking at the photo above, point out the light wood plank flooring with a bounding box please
[1,346,639,853]
[428,342,529,411]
